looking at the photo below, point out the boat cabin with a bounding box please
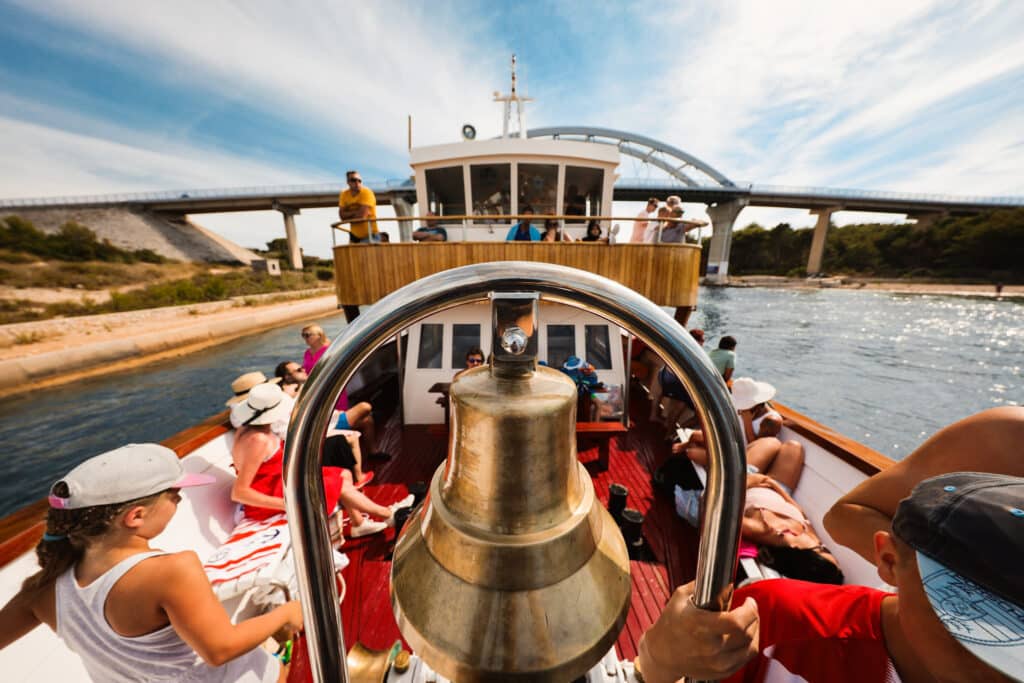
[410,137,618,240]
[403,301,627,424]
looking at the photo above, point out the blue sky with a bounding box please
[1,0,1022,256]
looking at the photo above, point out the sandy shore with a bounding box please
[0,290,339,399]
[727,276,1024,298]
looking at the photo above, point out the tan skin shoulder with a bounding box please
[104,550,198,637]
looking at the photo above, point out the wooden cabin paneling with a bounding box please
[332,243,701,307]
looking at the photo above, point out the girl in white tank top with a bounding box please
[0,443,301,682]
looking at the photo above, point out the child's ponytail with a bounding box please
[20,482,161,594]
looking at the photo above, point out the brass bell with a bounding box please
[391,295,631,681]
[346,641,403,683]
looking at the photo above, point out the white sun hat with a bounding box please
[230,382,292,428]
[48,443,215,510]
[730,377,777,411]
[225,371,282,406]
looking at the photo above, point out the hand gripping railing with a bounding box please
[283,261,747,683]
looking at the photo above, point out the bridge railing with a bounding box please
[2,177,1021,210]
[0,179,415,209]
[615,178,1024,206]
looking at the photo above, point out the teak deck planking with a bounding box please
[336,404,698,665]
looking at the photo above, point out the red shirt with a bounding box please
[725,579,899,683]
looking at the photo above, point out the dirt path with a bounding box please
[0,290,339,398]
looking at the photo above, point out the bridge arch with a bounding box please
[526,126,734,189]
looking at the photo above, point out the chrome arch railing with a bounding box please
[283,261,747,682]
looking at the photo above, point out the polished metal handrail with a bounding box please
[283,261,747,683]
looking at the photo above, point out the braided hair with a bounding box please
[20,482,163,595]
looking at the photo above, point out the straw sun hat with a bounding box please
[230,382,292,428]
[225,371,281,406]
[730,377,776,411]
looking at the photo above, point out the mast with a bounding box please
[493,54,533,139]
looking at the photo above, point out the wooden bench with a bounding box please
[576,421,630,471]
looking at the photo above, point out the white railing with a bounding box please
[1,177,1020,210]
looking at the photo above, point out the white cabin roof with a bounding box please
[409,138,619,169]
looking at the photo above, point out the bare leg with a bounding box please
[346,402,376,451]
[344,432,365,481]
[337,471,392,520]
[746,437,783,473]
[763,440,805,492]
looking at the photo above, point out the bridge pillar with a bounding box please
[806,208,838,275]
[392,196,414,242]
[704,200,747,284]
[275,205,303,270]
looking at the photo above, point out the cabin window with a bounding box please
[547,324,576,369]
[518,163,558,215]
[451,324,482,368]
[563,166,603,222]
[425,166,466,217]
[470,163,511,220]
[417,324,444,369]
[585,325,612,369]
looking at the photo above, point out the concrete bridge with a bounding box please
[3,126,1021,280]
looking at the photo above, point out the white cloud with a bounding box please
[0,114,309,198]
[1,0,1020,257]
[9,0,507,154]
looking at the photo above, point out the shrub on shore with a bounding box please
[725,208,1024,281]
[0,270,326,324]
[0,215,169,264]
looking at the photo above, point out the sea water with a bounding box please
[0,287,1019,517]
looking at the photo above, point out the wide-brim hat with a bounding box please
[893,472,1024,679]
[563,356,584,371]
[226,371,281,406]
[730,377,776,411]
[230,382,291,427]
[49,443,215,510]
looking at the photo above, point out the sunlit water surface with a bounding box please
[0,289,1020,517]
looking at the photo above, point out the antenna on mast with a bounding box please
[494,54,533,139]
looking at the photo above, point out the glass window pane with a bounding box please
[585,325,612,369]
[425,166,466,217]
[547,324,576,369]
[417,324,444,369]
[564,166,604,223]
[470,164,511,225]
[518,163,558,215]
[451,324,481,368]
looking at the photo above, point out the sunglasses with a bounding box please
[467,357,484,365]
[348,177,362,184]
[301,331,317,338]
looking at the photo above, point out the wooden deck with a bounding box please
[335,400,699,663]
[332,242,701,308]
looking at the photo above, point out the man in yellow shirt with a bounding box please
[338,170,378,242]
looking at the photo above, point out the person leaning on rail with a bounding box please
[638,471,1024,683]
[412,213,448,242]
[338,170,378,243]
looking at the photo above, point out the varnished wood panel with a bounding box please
[333,243,701,308]
[775,402,895,476]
